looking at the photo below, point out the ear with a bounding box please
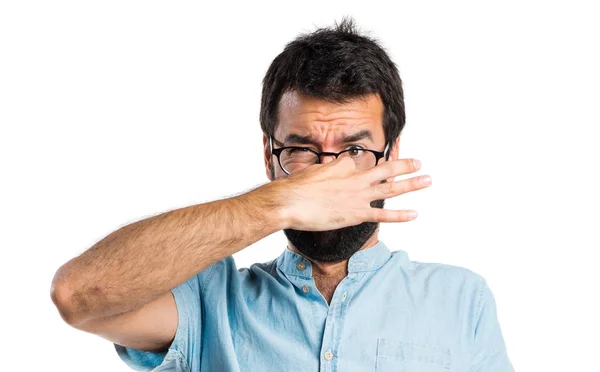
[263,134,274,181]
[389,134,401,160]
[385,134,401,183]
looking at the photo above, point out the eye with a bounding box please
[345,145,365,156]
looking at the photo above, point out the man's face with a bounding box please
[263,90,399,263]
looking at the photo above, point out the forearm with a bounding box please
[51,182,286,325]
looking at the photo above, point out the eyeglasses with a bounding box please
[269,136,391,175]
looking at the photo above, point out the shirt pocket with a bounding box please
[375,338,451,371]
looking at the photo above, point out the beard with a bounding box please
[283,198,384,262]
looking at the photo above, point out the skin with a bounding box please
[50,91,431,353]
[263,90,413,303]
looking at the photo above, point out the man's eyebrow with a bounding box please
[284,133,317,145]
[283,130,374,145]
[340,130,373,143]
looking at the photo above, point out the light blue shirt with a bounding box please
[114,240,513,371]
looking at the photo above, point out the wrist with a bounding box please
[238,179,292,232]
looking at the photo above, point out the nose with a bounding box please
[319,154,337,165]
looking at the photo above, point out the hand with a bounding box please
[270,156,431,231]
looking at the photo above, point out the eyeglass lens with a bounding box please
[279,148,377,174]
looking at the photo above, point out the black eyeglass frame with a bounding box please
[268,136,392,175]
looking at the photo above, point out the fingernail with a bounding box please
[421,176,431,185]
[407,211,418,219]
[413,159,421,169]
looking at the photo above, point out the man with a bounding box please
[51,17,513,371]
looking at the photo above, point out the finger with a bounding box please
[364,158,421,183]
[371,175,432,199]
[365,209,419,223]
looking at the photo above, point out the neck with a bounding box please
[287,232,379,278]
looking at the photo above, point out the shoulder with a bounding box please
[390,250,485,285]
[196,255,281,290]
[412,259,485,286]
[388,251,488,305]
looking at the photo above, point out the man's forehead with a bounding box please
[278,90,383,117]
[275,90,384,142]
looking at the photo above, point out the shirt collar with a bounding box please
[276,240,392,277]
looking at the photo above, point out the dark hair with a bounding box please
[260,16,405,145]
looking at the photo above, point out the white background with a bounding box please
[1,1,599,371]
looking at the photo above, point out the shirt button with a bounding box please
[342,292,347,301]
[302,285,310,294]
[296,261,306,271]
[324,350,334,361]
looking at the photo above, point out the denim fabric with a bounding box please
[114,240,513,371]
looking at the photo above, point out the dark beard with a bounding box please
[283,199,384,262]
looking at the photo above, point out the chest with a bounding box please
[225,277,468,372]
[314,277,344,305]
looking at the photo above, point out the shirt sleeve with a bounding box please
[114,264,217,371]
[468,280,514,372]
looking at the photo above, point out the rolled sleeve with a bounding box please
[114,272,207,371]
[468,280,514,372]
